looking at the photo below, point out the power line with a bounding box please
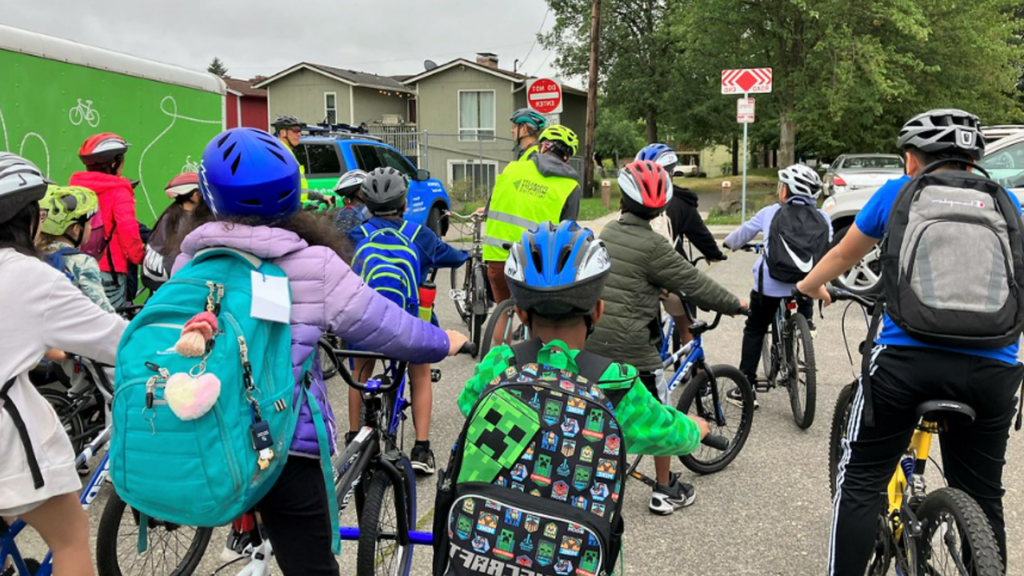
[518,8,551,72]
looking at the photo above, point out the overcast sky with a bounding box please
[5,0,562,81]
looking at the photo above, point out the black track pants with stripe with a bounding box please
[828,345,1022,575]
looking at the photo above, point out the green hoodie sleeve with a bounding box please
[600,363,702,456]
[645,234,741,314]
[457,345,516,416]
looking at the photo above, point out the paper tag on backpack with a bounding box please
[250,271,291,323]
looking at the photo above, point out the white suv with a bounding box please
[822,133,1024,295]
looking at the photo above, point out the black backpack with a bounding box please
[879,160,1024,348]
[765,200,830,283]
[434,340,626,576]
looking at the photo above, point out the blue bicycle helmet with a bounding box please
[198,128,301,220]
[505,220,611,318]
[636,143,678,171]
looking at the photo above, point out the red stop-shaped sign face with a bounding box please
[528,78,562,114]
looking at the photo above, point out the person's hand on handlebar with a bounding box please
[445,330,470,356]
[794,281,832,307]
[693,416,710,440]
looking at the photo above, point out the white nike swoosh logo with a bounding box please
[780,237,814,273]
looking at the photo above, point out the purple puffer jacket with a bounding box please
[174,222,450,456]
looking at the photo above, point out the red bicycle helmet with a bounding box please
[78,132,129,166]
[164,172,200,199]
[618,160,673,217]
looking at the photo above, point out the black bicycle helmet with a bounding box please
[361,167,408,215]
[271,114,303,131]
[897,109,984,161]
[505,220,611,319]
[0,153,49,224]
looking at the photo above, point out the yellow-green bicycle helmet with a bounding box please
[40,185,98,236]
[538,125,579,157]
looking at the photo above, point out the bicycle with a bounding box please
[68,98,100,127]
[628,309,755,478]
[447,211,490,356]
[738,243,817,429]
[0,426,211,576]
[827,287,1004,576]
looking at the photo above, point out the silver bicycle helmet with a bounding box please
[0,153,49,224]
[897,109,984,161]
[361,167,408,215]
[778,164,823,198]
[334,169,369,198]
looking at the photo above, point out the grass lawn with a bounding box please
[704,191,778,225]
[678,167,779,196]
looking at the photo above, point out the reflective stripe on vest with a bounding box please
[283,140,310,201]
[482,158,577,261]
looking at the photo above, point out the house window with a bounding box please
[448,159,498,199]
[324,92,337,124]
[458,90,495,141]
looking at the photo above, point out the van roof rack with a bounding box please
[302,122,382,142]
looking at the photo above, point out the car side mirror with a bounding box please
[416,168,430,181]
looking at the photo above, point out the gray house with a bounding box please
[404,53,587,196]
[253,62,415,127]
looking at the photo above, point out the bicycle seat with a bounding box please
[689,319,709,337]
[915,400,976,424]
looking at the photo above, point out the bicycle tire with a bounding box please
[917,487,1005,576]
[761,335,773,384]
[676,365,754,474]
[480,298,529,358]
[828,383,856,500]
[450,265,471,322]
[96,491,212,576]
[356,459,416,576]
[318,337,340,381]
[786,313,817,429]
[37,387,87,455]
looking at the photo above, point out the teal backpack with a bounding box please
[110,248,339,551]
[353,221,421,314]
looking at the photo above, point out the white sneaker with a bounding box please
[726,387,759,410]
[649,473,696,515]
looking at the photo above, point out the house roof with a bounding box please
[223,77,267,98]
[403,58,587,96]
[253,62,415,94]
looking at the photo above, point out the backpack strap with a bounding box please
[400,221,421,243]
[858,301,885,428]
[509,338,616,388]
[191,247,265,270]
[303,369,341,555]
[510,338,545,368]
[0,377,44,489]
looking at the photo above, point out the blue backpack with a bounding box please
[353,221,422,314]
[45,247,79,281]
[110,248,339,552]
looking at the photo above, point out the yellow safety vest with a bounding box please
[282,139,310,201]
[483,157,577,262]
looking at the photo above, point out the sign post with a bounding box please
[722,68,772,221]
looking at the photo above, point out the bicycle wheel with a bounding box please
[916,488,1004,576]
[675,365,754,474]
[450,265,471,322]
[828,383,856,500]
[480,298,529,358]
[786,313,817,429]
[356,458,416,576]
[96,491,212,576]
[37,387,86,455]
[318,337,340,381]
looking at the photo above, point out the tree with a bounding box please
[207,57,228,78]
[594,101,646,165]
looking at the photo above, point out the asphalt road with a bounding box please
[16,248,1024,576]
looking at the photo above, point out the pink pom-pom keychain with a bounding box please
[175,312,219,357]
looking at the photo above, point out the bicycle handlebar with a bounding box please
[826,286,877,310]
[332,341,477,393]
[702,434,729,451]
[448,211,483,222]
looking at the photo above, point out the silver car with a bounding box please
[821,154,905,197]
[821,136,1024,295]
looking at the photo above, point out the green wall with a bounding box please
[0,49,223,225]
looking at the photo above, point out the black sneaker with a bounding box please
[219,527,252,562]
[410,442,436,475]
[649,473,696,515]
[727,386,759,410]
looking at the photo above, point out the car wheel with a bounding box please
[831,224,882,295]
[427,204,446,238]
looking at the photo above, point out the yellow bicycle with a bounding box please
[827,289,1004,576]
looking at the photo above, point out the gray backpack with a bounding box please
[880,160,1024,349]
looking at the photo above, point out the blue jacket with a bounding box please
[349,216,469,283]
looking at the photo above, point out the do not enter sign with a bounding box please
[527,78,563,114]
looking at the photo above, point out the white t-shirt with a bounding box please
[0,249,126,512]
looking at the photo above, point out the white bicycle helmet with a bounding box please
[778,164,822,198]
[0,153,49,224]
[334,169,369,198]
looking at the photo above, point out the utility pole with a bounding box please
[582,0,601,199]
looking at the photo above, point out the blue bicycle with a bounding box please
[630,307,755,479]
